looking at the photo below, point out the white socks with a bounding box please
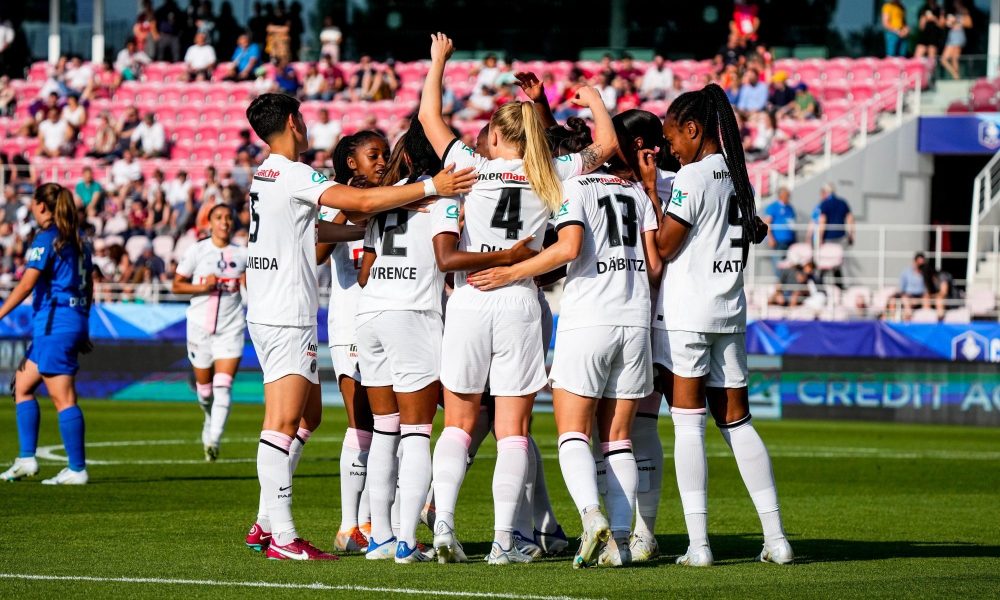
[257,427,310,534]
[339,427,372,531]
[672,408,708,549]
[513,436,537,536]
[398,423,432,547]
[529,435,559,534]
[603,440,638,536]
[493,435,529,548]
[369,413,400,544]
[197,382,212,445]
[258,430,296,545]
[558,432,600,515]
[432,426,471,531]
[208,373,233,447]
[631,412,663,539]
[718,416,786,543]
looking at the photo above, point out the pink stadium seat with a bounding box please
[816,242,844,271]
[223,105,247,123]
[967,288,997,317]
[822,59,850,83]
[821,83,850,103]
[872,287,898,312]
[176,106,201,123]
[200,106,225,124]
[947,100,972,113]
[794,60,823,86]
[204,86,232,105]
[170,124,196,143]
[874,61,902,82]
[943,308,971,324]
[229,85,253,103]
[195,124,219,142]
[849,81,876,103]
[910,308,939,323]
[789,306,818,321]
[841,286,872,310]
[152,235,175,262]
[822,99,851,123]
[903,58,932,89]
[191,146,218,162]
[970,81,999,111]
[777,242,813,270]
[847,59,876,82]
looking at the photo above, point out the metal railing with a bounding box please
[967,150,1000,288]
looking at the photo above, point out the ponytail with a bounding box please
[489,102,563,212]
[34,182,82,254]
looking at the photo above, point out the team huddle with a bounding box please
[2,33,793,569]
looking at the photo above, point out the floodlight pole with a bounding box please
[989,0,999,79]
[93,0,105,64]
[48,0,60,64]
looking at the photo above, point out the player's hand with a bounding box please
[637,148,658,191]
[571,86,601,108]
[403,198,437,213]
[507,236,538,265]
[432,164,476,196]
[201,274,218,292]
[429,33,454,64]
[467,266,515,291]
[514,72,545,103]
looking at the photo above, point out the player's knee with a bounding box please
[715,413,752,430]
[196,382,213,400]
[212,373,233,390]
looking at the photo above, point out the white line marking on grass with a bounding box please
[0,574,599,600]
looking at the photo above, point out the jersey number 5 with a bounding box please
[597,195,638,247]
[248,192,261,243]
[491,188,523,240]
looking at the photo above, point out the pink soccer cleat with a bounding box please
[266,538,340,561]
[245,522,272,552]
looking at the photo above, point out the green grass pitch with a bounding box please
[1,399,998,599]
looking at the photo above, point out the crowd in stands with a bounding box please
[881,0,973,79]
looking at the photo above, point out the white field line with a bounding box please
[34,437,1000,467]
[0,573,599,600]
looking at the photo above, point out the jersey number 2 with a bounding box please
[491,188,523,240]
[377,210,409,257]
[248,192,261,243]
[597,195,638,247]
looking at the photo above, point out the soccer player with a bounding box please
[319,131,390,553]
[241,92,475,560]
[172,204,248,462]
[418,33,618,564]
[655,84,793,566]
[0,183,93,485]
[469,114,662,568]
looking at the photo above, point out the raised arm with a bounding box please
[466,225,583,291]
[572,86,618,174]
[418,33,459,158]
[515,72,557,130]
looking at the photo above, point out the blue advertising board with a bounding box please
[917,114,1000,154]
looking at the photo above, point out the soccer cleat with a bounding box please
[395,540,435,563]
[512,530,543,559]
[359,521,372,541]
[204,445,219,462]
[1,457,39,481]
[598,535,632,567]
[420,502,436,530]
[759,538,794,565]
[41,467,88,485]
[485,542,534,565]
[333,527,369,553]
[535,525,570,556]
[629,531,660,562]
[433,522,468,563]
[572,508,610,569]
[676,544,714,567]
[245,522,272,552]
[365,536,397,560]
[265,538,339,561]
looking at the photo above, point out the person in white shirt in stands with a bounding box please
[655,83,793,568]
[639,55,674,101]
[36,108,73,158]
[240,92,474,561]
[114,37,151,83]
[306,108,341,156]
[184,32,217,81]
[64,56,95,101]
[109,149,142,191]
[130,113,167,158]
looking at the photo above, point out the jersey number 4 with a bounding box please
[491,188,524,240]
[248,192,261,243]
[597,195,638,247]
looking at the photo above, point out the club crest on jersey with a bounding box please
[445,204,459,219]
[26,247,45,261]
[670,189,688,207]
[460,143,475,156]
[557,199,570,217]
[311,171,328,183]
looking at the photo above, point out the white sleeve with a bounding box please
[288,164,337,207]
[363,218,378,253]
[442,139,488,172]
[637,189,659,233]
[431,197,461,237]
[665,168,702,228]
[553,153,584,180]
[552,182,586,231]
[655,169,675,212]
[176,243,199,278]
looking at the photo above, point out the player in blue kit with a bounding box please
[0,183,94,485]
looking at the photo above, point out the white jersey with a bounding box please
[438,139,584,291]
[319,207,364,345]
[357,177,447,318]
[656,153,745,333]
[554,171,658,331]
[176,239,248,334]
[246,154,335,327]
[655,168,676,213]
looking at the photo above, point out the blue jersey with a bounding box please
[25,226,93,332]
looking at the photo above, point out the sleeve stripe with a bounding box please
[555,220,585,232]
[665,211,693,229]
[362,246,376,253]
[442,138,461,163]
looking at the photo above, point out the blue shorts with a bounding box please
[27,327,87,377]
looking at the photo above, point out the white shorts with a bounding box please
[539,290,553,353]
[440,286,546,396]
[652,329,747,388]
[329,343,361,382]
[357,310,442,392]
[187,321,245,370]
[549,326,653,399]
[248,323,320,385]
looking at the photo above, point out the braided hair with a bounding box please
[332,130,389,185]
[666,83,764,265]
[545,117,593,157]
[610,109,665,181]
[383,119,443,186]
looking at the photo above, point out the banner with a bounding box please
[917,114,1000,154]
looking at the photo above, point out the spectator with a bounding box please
[882,1,910,57]
[114,38,151,84]
[365,60,399,101]
[307,108,342,156]
[202,166,223,205]
[639,55,674,100]
[473,54,501,93]
[770,262,818,307]
[762,186,797,274]
[815,183,855,284]
[941,1,972,80]
[110,149,142,191]
[265,3,291,63]
[225,33,261,82]
[61,94,87,133]
[85,112,118,162]
[743,110,776,160]
[736,68,769,114]
[165,170,194,230]
[777,83,817,120]
[231,151,255,189]
[768,71,796,110]
[248,2,270,59]
[731,0,761,44]
[126,197,151,239]
[361,116,387,140]
[0,75,15,117]
[74,167,104,215]
[147,190,173,235]
[922,262,953,319]
[597,71,618,113]
[319,16,342,62]
[288,1,305,60]
[273,58,300,95]
[889,253,929,320]
[130,113,167,158]
[915,0,946,59]
[133,3,159,56]
[616,54,643,83]
[317,55,346,96]
[215,2,242,57]
[132,240,167,284]
[302,64,328,100]
[36,107,73,158]
[664,75,685,106]
[348,55,376,101]
[235,129,262,161]
[64,56,95,100]
[615,77,641,113]
[715,32,748,70]
[0,15,28,79]
[194,0,217,39]
[184,32,217,81]
[542,72,563,106]
[153,0,183,62]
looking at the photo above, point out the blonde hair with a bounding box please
[34,182,82,254]
[490,102,563,212]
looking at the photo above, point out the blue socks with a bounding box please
[15,399,40,458]
[57,406,86,472]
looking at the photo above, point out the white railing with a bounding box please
[966,149,1000,287]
